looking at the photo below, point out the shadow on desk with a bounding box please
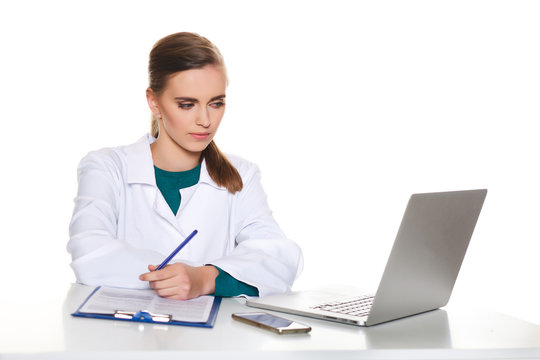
[364,309,451,349]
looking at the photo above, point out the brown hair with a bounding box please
[148,32,242,193]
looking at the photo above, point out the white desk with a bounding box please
[1,284,539,359]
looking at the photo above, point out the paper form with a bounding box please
[79,286,215,323]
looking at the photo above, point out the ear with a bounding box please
[146,87,161,118]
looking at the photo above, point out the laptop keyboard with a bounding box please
[312,295,375,318]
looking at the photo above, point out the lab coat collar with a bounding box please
[199,157,225,191]
[125,134,224,190]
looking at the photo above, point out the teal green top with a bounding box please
[154,165,201,215]
[154,165,259,297]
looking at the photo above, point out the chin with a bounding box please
[185,142,212,154]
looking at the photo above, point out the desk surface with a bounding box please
[1,284,539,360]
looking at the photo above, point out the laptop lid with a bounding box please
[365,189,487,325]
[247,189,487,326]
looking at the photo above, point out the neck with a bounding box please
[151,135,201,172]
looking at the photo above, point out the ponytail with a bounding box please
[202,141,243,193]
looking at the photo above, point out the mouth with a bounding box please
[190,132,210,140]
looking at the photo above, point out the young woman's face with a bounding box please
[149,65,227,157]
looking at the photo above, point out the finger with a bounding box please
[149,275,190,296]
[149,276,181,290]
[139,266,170,281]
[155,286,190,300]
[139,271,150,281]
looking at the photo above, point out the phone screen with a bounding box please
[232,312,311,334]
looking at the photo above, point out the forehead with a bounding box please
[163,65,227,99]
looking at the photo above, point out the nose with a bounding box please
[196,107,211,128]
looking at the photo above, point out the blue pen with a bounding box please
[155,229,198,270]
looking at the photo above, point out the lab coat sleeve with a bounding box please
[67,149,162,289]
[210,161,304,297]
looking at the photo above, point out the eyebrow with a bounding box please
[174,95,226,103]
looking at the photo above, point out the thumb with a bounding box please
[148,264,158,271]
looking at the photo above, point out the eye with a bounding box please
[210,101,225,109]
[178,102,194,110]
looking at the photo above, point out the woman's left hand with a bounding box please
[139,263,219,300]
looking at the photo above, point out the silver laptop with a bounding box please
[247,189,487,326]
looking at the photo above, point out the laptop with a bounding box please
[247,189,487,326]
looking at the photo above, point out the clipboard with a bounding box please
[72,286,222,328]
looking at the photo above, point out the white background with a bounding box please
[0,0,538,326]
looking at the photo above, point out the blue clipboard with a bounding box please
[72,286,221,328]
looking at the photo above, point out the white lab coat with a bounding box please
[68,134,303,296]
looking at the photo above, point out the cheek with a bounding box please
[211,109,225,127]
[164,111,192,131]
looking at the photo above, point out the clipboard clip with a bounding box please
[114,310,172,323]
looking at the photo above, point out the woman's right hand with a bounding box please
[139,263,219,300]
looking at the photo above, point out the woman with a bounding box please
[68,32,303,300]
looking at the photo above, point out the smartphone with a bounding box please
[232,312,311,334]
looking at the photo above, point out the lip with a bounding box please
[190,132,210,140]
